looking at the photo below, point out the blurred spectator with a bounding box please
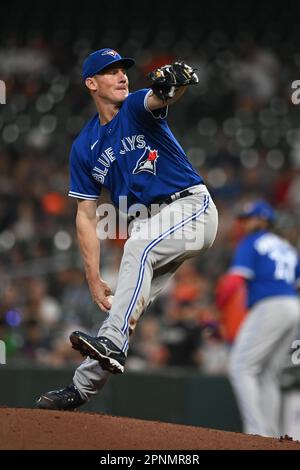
[198,324,230,374]
[159,299,203,368]
[127,316,167,370]
[25,278,61,327]
[21,319,53,362]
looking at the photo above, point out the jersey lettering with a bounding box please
[255,234,297,283]
[269,250,297,283]
[120,134,146,154]
[92,166,108,184]
[97,147,116,167]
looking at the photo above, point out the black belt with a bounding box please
[155,188,194,206]
[128,187,200,221]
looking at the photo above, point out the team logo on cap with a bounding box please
[101,49,118,57]
[133,147,159,175]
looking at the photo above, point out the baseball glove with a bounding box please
[148,62,199,101]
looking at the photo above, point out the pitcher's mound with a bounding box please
[0,408,299,450]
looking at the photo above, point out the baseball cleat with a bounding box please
[35,384,86,411]
[70,331,126,374]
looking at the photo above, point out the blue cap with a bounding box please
[238,200,275,222]
[82,48,135,80]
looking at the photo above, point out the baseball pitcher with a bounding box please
[36,48,218,410]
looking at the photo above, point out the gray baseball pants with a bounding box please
[74,184,218,399]
[228,296,300,437]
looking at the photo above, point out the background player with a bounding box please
[36,48,218,410]
[225,200,300,437]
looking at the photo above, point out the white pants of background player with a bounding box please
[73,184,218,400]
[228,296,300,437]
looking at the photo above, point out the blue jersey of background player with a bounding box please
[229,201,300,308]
[69,57,203,209]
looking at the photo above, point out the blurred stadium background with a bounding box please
[1,0,300,434]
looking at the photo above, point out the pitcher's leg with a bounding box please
[98,235,155,352]
[147,260,184,307]
[69,191,218,375]
[73,357,111,400]
[99,191,217,353]
[73,262,184,396]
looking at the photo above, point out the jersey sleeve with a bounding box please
[229,238,256,279]
[68,143,101,200]
[126,89,168,121]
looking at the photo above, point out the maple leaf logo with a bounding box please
[147,150,158,161]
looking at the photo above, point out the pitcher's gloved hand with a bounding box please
[147,62,199,100]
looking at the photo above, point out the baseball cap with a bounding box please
[82,48,135,80]
[237,200,275,222]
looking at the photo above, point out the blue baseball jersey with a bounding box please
[68,88,203,207]
[230,230,300,307]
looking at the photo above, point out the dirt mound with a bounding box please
[0,408,299,450]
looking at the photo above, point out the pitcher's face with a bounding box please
[86,65,129,104]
